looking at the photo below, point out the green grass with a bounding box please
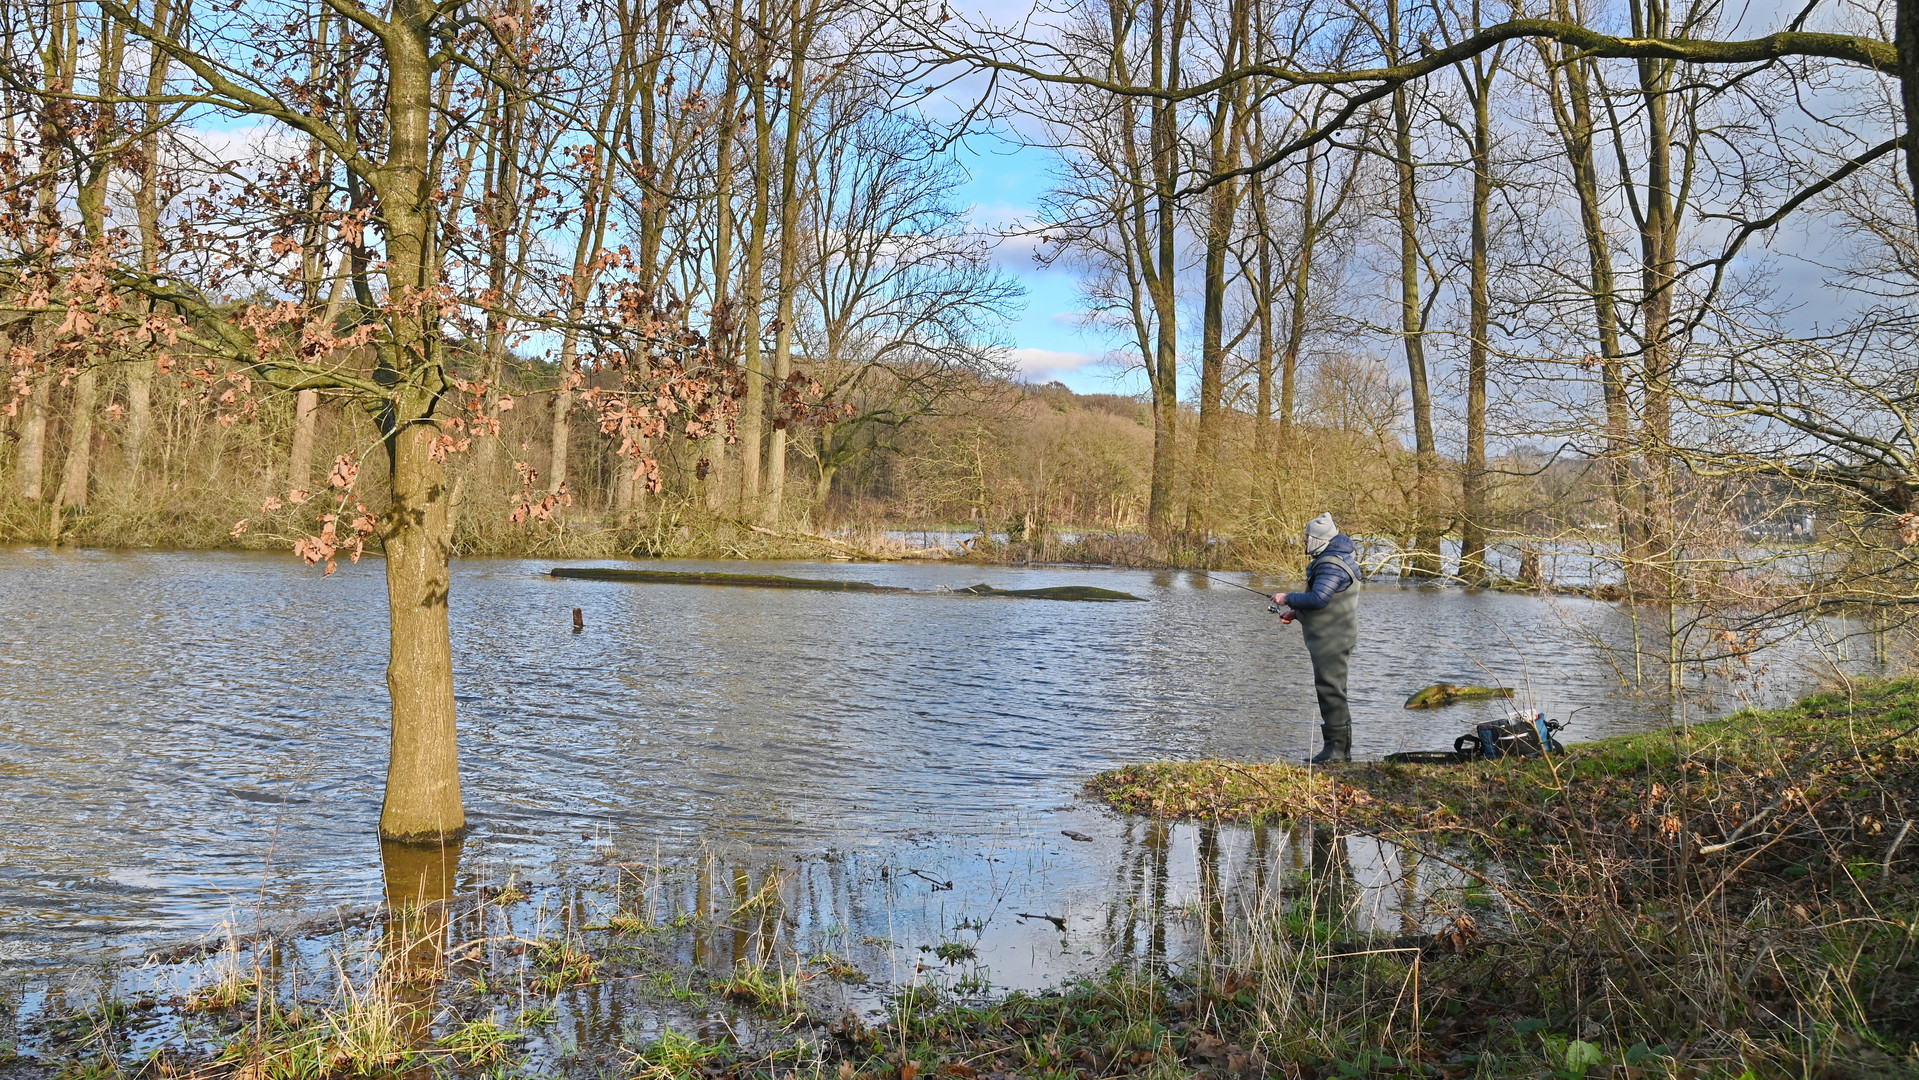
[435,1016,519,1065]
[1077,678,1919,1078]
[629,1026,730,1080]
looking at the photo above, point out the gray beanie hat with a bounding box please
[1304,513,1338,556]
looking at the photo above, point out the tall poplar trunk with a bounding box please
[703,0,745,512]
[1250,166,1276,461]
[53,371,96,512]
[1280,145,1325,447]
[1633,0,1680,610]
[288,390,320,488]
[1121,0,1186,540]
[1389,29,1442,577]
[288,14,335,495]
[473,54,527,507]
[736,54,774,510]
[1459,48,1500,585]
[55,10,123,518]
[15,395,46,500]
[1542,9,1633,570]
[548,89,622,497]
[1186,0,1246,541]
[764,0,815,525]
[129,0,179,476]
[24,0,74,510]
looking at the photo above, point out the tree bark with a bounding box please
[1249,167,1276,461]
[764,0,817,525]
[51,6,121,519]
[1541,8,1633,571]
[1459,47,1500,585]
[1632,0,1680,606]
[54,369,96,512]
[736,44,774,511]
[1388,0,1442,577]
[14,393,46,501]
[379,419,463,840]
[1123,0,1187,540]
[374,0,463,841]
[1898,0,1919,234]
[702,0,746,513]
[129,0,179,477]
[1279,144,1327,447]
[1186,0,1247,541]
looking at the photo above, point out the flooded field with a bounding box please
[0,546,1873,998]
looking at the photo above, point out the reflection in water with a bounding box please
[0,810,1494,1072]
[380,838,461,1052]
[0,547,1867,979]
[1087,818,1479,980]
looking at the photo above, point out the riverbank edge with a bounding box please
[1081,680,1919,1078]
[2,531,1601,599]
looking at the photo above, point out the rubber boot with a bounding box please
[1308,724,1351,765]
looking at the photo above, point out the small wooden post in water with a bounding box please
[572,607,584,632]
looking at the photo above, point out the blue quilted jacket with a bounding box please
[1283,534,1360,610]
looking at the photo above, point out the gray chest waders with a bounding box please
[1297,552,1360,757]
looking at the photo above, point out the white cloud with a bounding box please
[1008,347,1101,382]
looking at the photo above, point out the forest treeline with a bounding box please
[2,0,1916,587]
[5,0,1919,828]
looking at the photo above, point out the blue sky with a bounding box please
[951,133,1151,395]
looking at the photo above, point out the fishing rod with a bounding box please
[1200,573,1296,622]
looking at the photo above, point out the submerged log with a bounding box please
[548,567,912,593]
[548,567,1148,602]
[954,583,1146,602]
[1404,683,1516,709]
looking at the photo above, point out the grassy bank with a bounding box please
[1085,681,1919,1078]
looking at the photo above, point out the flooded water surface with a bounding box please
[0,547,1869,988]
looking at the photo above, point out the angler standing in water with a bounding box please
[1272,513,1362,764]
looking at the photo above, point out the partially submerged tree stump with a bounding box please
[1404,683,1516,709]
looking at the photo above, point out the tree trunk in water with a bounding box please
[1633,0,1679,604]
[1459,54,1497,585]
[1141,0,1184,540]
[373,0,462,842]
[380,420,464,841]
[1542,17,1633,583]
[1390,68,1441,577]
